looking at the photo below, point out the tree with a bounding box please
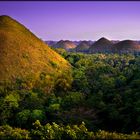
[16,109,31,127]
[31,109,46,122]
[0,93,20,124]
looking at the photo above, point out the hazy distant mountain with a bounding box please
[89,37,113,53]
[45,38,140,54]
[45,41,57,47]
[111,40,120,44]
[137,41,140,45]
[53,40,77,51]
[73,41,81,46]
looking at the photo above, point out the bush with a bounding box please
[31,120,140,139]
[0,125,30,139]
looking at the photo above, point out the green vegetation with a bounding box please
[1,52,140,139]
[1,121,140,140]
[1,15,140,139]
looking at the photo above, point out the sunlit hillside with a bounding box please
[0,15,71,85]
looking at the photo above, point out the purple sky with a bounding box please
[0,2,140,41]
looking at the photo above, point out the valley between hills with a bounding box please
[1,15,140,139]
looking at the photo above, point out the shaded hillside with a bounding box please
[112,40,140,53]
[75,41,91,53]
[45,40,57,47]
[89,37,113,53]
[53,40,76,51]
[0,15,71,85]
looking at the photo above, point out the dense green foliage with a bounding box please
[0,120,140,139]
[1,50,140,139]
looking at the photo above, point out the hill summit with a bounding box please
[54,40,76,51]
[89,37,113,53]
[0,15,71,85]
[112,40,140,53]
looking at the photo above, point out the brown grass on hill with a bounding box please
[89,37,113,53]
[112,40,140,52]
[54,40,76,50]
[0,15,72,85]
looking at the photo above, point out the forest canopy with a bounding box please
[1,52,140,139]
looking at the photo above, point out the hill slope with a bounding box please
[89,37,113,53]
[112,40,140,53]
[54,40,76,51]
[0,15,71,84]
[75,41,91,52]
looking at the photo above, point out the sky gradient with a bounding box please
[0,2,140,41]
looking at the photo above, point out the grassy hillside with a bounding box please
[75,41,90,52]
[0,15,71,84]
[89,37,113,53]
[54,40,76,50]
[112,40,140,53]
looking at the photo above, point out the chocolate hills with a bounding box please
[0,15,71,84]
[89,37,113,53]
[75,41,91,53]
[53,40,76,51]
[112,40,140,53]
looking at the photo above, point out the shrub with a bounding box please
[0,125,30,139]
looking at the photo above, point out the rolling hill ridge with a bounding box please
[112,40,140,53]
[53,40,76,51]
[75,41,91,52]
[89,37,113,53]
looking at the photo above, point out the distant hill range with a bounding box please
[0,15,71,85]
[53,40,77,51]
[45,37,140,54]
